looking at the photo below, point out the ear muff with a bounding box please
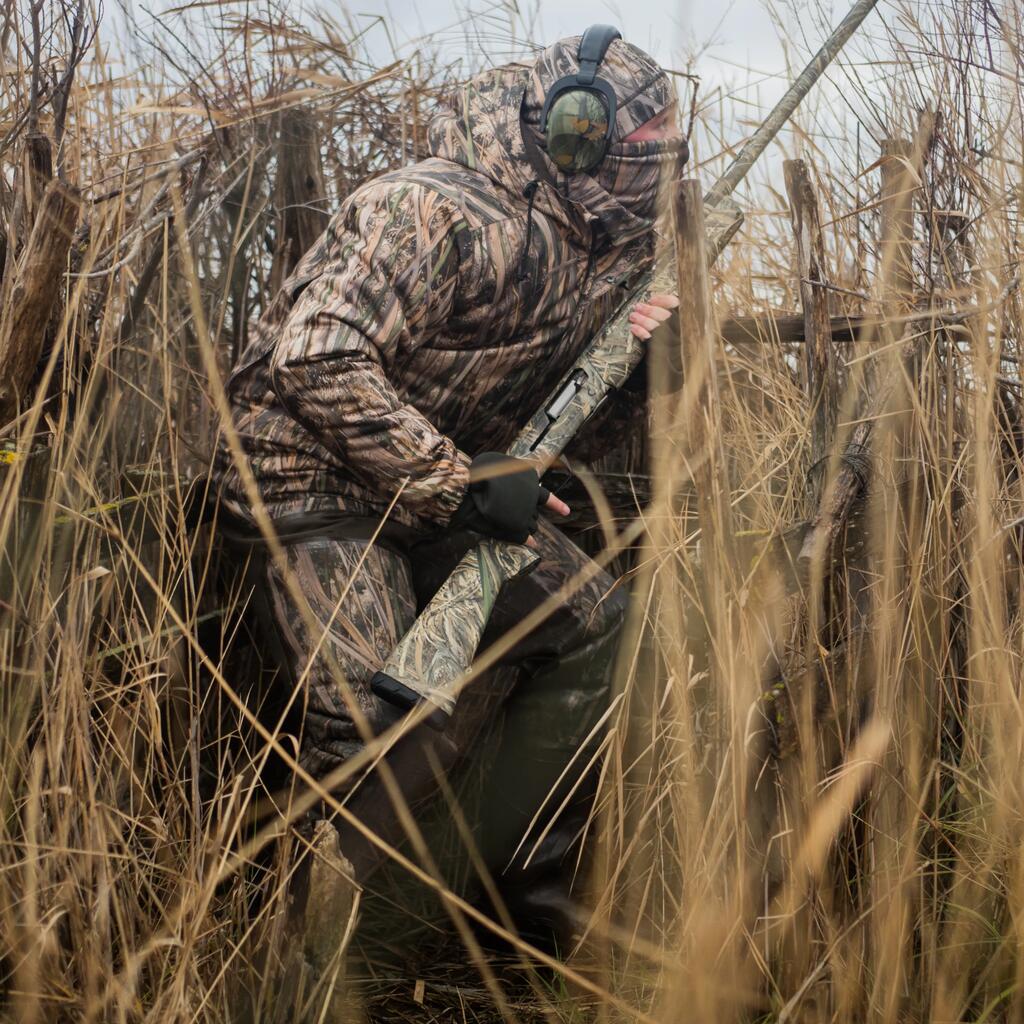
[540,25,621,174]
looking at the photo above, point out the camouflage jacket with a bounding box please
[216,37,680,530]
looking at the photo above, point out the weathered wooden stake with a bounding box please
[880,137,916,323]
[3,133,53,273]
[795,133,922,577]
[0,179,79,423]
[270,108,329,292]
[796,381,891,575]
[785,159,837,499]
[673,179,732,556]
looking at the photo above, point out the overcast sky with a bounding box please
[348,0,782,65]
[345,0,797,87]
[117,0,901,198]
[325,0,892,157]
[329,0,897,180]
[120,0,894,153]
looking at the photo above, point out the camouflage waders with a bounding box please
[244,513,625,910]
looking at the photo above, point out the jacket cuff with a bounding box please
[429,450,473,526]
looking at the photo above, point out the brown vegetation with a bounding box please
[1,0,1023,1021]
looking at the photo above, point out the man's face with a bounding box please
[624,105,681,143]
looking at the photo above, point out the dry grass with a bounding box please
[2,0,1024,1020]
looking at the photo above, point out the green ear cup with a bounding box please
[545,89,611,173]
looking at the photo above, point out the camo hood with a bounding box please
[428,36,683,248]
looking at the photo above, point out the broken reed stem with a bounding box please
[880,136,918,326]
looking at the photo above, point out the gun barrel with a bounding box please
[703,0,880,208]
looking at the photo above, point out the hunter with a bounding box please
[215,27,685,944]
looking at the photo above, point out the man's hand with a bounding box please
[544,491,570,517]
[523,489,570,548]
[629,293,679,340]
[453,452,570,544]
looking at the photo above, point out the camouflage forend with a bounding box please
[509,248,676,463]
[373,538,540,719]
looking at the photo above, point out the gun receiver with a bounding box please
[371,0,880,726]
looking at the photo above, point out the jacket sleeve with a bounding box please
[269,180,471,524]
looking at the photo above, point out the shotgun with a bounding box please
[371,0,880,728]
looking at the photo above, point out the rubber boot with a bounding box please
[253,816,361,1024]
[328,663,515,882]
[474,619,622,952]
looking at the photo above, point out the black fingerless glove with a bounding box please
[450,452,550,543]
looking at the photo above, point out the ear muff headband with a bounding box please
[540,25,622,174]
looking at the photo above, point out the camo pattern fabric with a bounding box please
[545,90,611,172]
[215,37,684,530]
[261,517,627,778]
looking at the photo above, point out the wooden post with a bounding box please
[789,134,921,584]
[3,133,53,267]
[673,178,732,556]
[880,137,916,323]
[0,179,79,423]
[270,108,329,293]
[785,159,837,499]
